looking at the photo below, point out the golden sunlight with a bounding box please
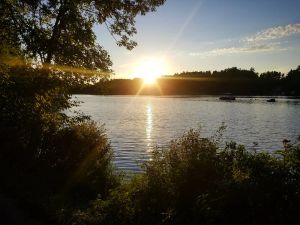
[131,58,166,84]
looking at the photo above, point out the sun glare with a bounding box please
[131,59,166,84]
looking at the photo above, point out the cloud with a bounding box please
[245,23,300,42]
[189,43,285,57]
[189,24,300,57]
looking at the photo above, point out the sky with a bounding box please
[95,0,300,78]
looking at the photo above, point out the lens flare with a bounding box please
[131,58,166,84]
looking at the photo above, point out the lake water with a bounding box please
[72,95,300,172]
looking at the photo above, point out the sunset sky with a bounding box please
[95,0,300,78]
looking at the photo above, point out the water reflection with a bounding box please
[74,95,300,172]
[145,102,152,150]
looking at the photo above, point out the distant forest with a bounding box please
[74,66,300,96]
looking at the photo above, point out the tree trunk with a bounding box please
[45,0,69,65]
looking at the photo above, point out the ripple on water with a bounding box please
[72,95,300,172]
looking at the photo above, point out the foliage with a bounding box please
[84,66,300,95]
[76,130,300,225]
[0,64,120,223]
[71,186,135,225]
[1,0,169,224]
[259,71,283,80]
[1,0,165,68]
[284,66,300,95]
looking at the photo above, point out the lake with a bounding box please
[72,95,300,172]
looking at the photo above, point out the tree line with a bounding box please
[75,66,300,96]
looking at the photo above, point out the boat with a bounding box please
[267,98,276,102]
[219,96,236,100]
[219,94,236,100]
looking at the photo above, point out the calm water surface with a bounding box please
[73,95,300,171]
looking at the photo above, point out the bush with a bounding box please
[76,130,300,225]
[41,121,119,204]
[137,130,300,225]
[0,67,119,224]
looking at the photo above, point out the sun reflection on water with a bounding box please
[146,102,153,150]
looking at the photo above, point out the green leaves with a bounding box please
[2,0,166,72]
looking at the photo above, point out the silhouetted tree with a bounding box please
[213,67,258,80]
[286,65,300,81]
[1,0,165,70]
[284,65,300,95]
[259,71,283,81]
[174,71,212,78]
[0,1,166,224]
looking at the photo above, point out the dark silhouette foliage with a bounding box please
[1,0,166,224]
[1,0,165,68]
[0,64,119,224]
[284,66,300,95]
[75,130,300,225]
[84,66,300,96]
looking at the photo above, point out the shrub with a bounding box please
[133,130,300,225]
[0,67,119,224]
[41,121,119,204]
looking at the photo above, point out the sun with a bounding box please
[131,58,166,84]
